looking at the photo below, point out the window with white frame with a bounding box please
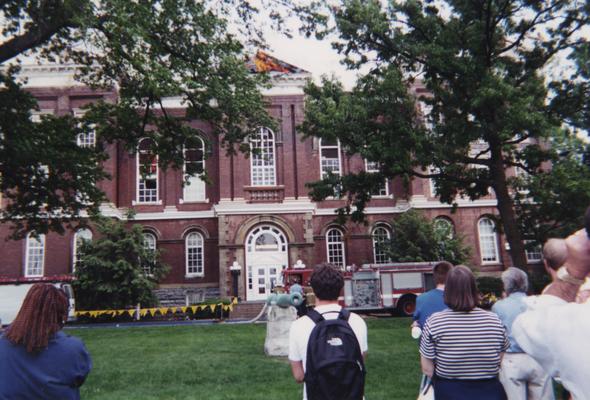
[73,228,93,271]
[250,127,276,186]
[143,232,157,275]
[25,233,45,277]
[186,232,204,277]
[434,217,454,239]
[76,130,96,148]
[478,218,499,263]
[137,138,158,203]
[428,166,439,197]
[73,109,96,148]
[183,136,206,202]
[326,228,345,269]
[525,240,542,263]
[372,225,391,264]
[320,139,342,178]
[365,160,388,197]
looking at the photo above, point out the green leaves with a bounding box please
[73,217,170,310]
[384,210,470,265]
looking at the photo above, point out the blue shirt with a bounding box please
[0,330,92,400]
[413,288,447,328]
[492,291,527,353]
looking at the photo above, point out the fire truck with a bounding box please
[282,262,436,316]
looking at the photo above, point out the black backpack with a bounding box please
[304,308,365,400]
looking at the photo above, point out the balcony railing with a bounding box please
[244,185,285,203]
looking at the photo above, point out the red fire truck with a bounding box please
[282,262,436,316]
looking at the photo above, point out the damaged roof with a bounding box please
[247,50,309,74]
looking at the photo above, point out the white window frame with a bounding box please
[73,109,96,148]
[142,232,157,275]
[365,160,389,197]
[73,228,93,272]
[525,240,543,263]
[372,225,391,264]
[434,217,454,239]
[326,228,346,270]
[182,136,207,202]
[186,232,204,277]
[319,139,342,179]
[478,218,500,264]
[250,127,277,186]
[25,233,45,277]
[136,138,159,204]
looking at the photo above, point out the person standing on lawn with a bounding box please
[492,268,554,400]
[420,265,509,400]
[288,263,368,400]
[0,283,92,400]
[412,261,453,330]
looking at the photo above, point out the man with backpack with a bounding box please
[288,263,368,400]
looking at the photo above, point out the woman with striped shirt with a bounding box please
[420,265,509,400]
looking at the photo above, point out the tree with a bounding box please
[513,130,590,244]
[72,216,169,310]
[384,210,470,265]
[0,0,315,238]
[299,0,589,270]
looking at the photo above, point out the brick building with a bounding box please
[0,55,542,303]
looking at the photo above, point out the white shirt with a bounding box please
[513,295,590,400]
[288,304,368,400]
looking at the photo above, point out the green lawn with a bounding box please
[72,317,421,400]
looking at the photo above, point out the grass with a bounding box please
[72,317,421,400]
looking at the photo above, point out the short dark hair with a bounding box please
[310,263,344,301]
[444,265,478,312]
[433,261,453,285]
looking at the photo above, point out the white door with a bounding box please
[246,225,288,301]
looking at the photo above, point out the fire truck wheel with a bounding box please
[396,295,416,317]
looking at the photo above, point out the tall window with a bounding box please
[434,217,454,239]
[137,138,158,203]
[320,139,342,179]
[326,228,345,270]
[142,232,157,275]
[365,160,388,196]
[73,229,93,271]
[478,218,499,263]
[372,225,391,264]
[25,233,45,277]
[183,136,206,202]
[186,232,204,277]
[250,127,276,186]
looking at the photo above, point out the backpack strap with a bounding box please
[338,308,351,321]
[306,308,325,325]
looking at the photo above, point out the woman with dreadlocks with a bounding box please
[0,283,92,399]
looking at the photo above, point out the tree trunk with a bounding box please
[489,151,528,271]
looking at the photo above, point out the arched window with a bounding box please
[478,218,499,263]
[137,138,158,203]
[326,228,345,269]
[25,233,45,277]
[143,232,157,275]
[372,225,391,264]
[250,127,276,186]
[73,228,93,271]
[186,232,204,277]
[434,217,454,239]
[183,136,206,202]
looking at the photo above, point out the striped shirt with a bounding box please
[419,308,509,380]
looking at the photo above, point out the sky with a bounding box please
[264,30,359,89]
